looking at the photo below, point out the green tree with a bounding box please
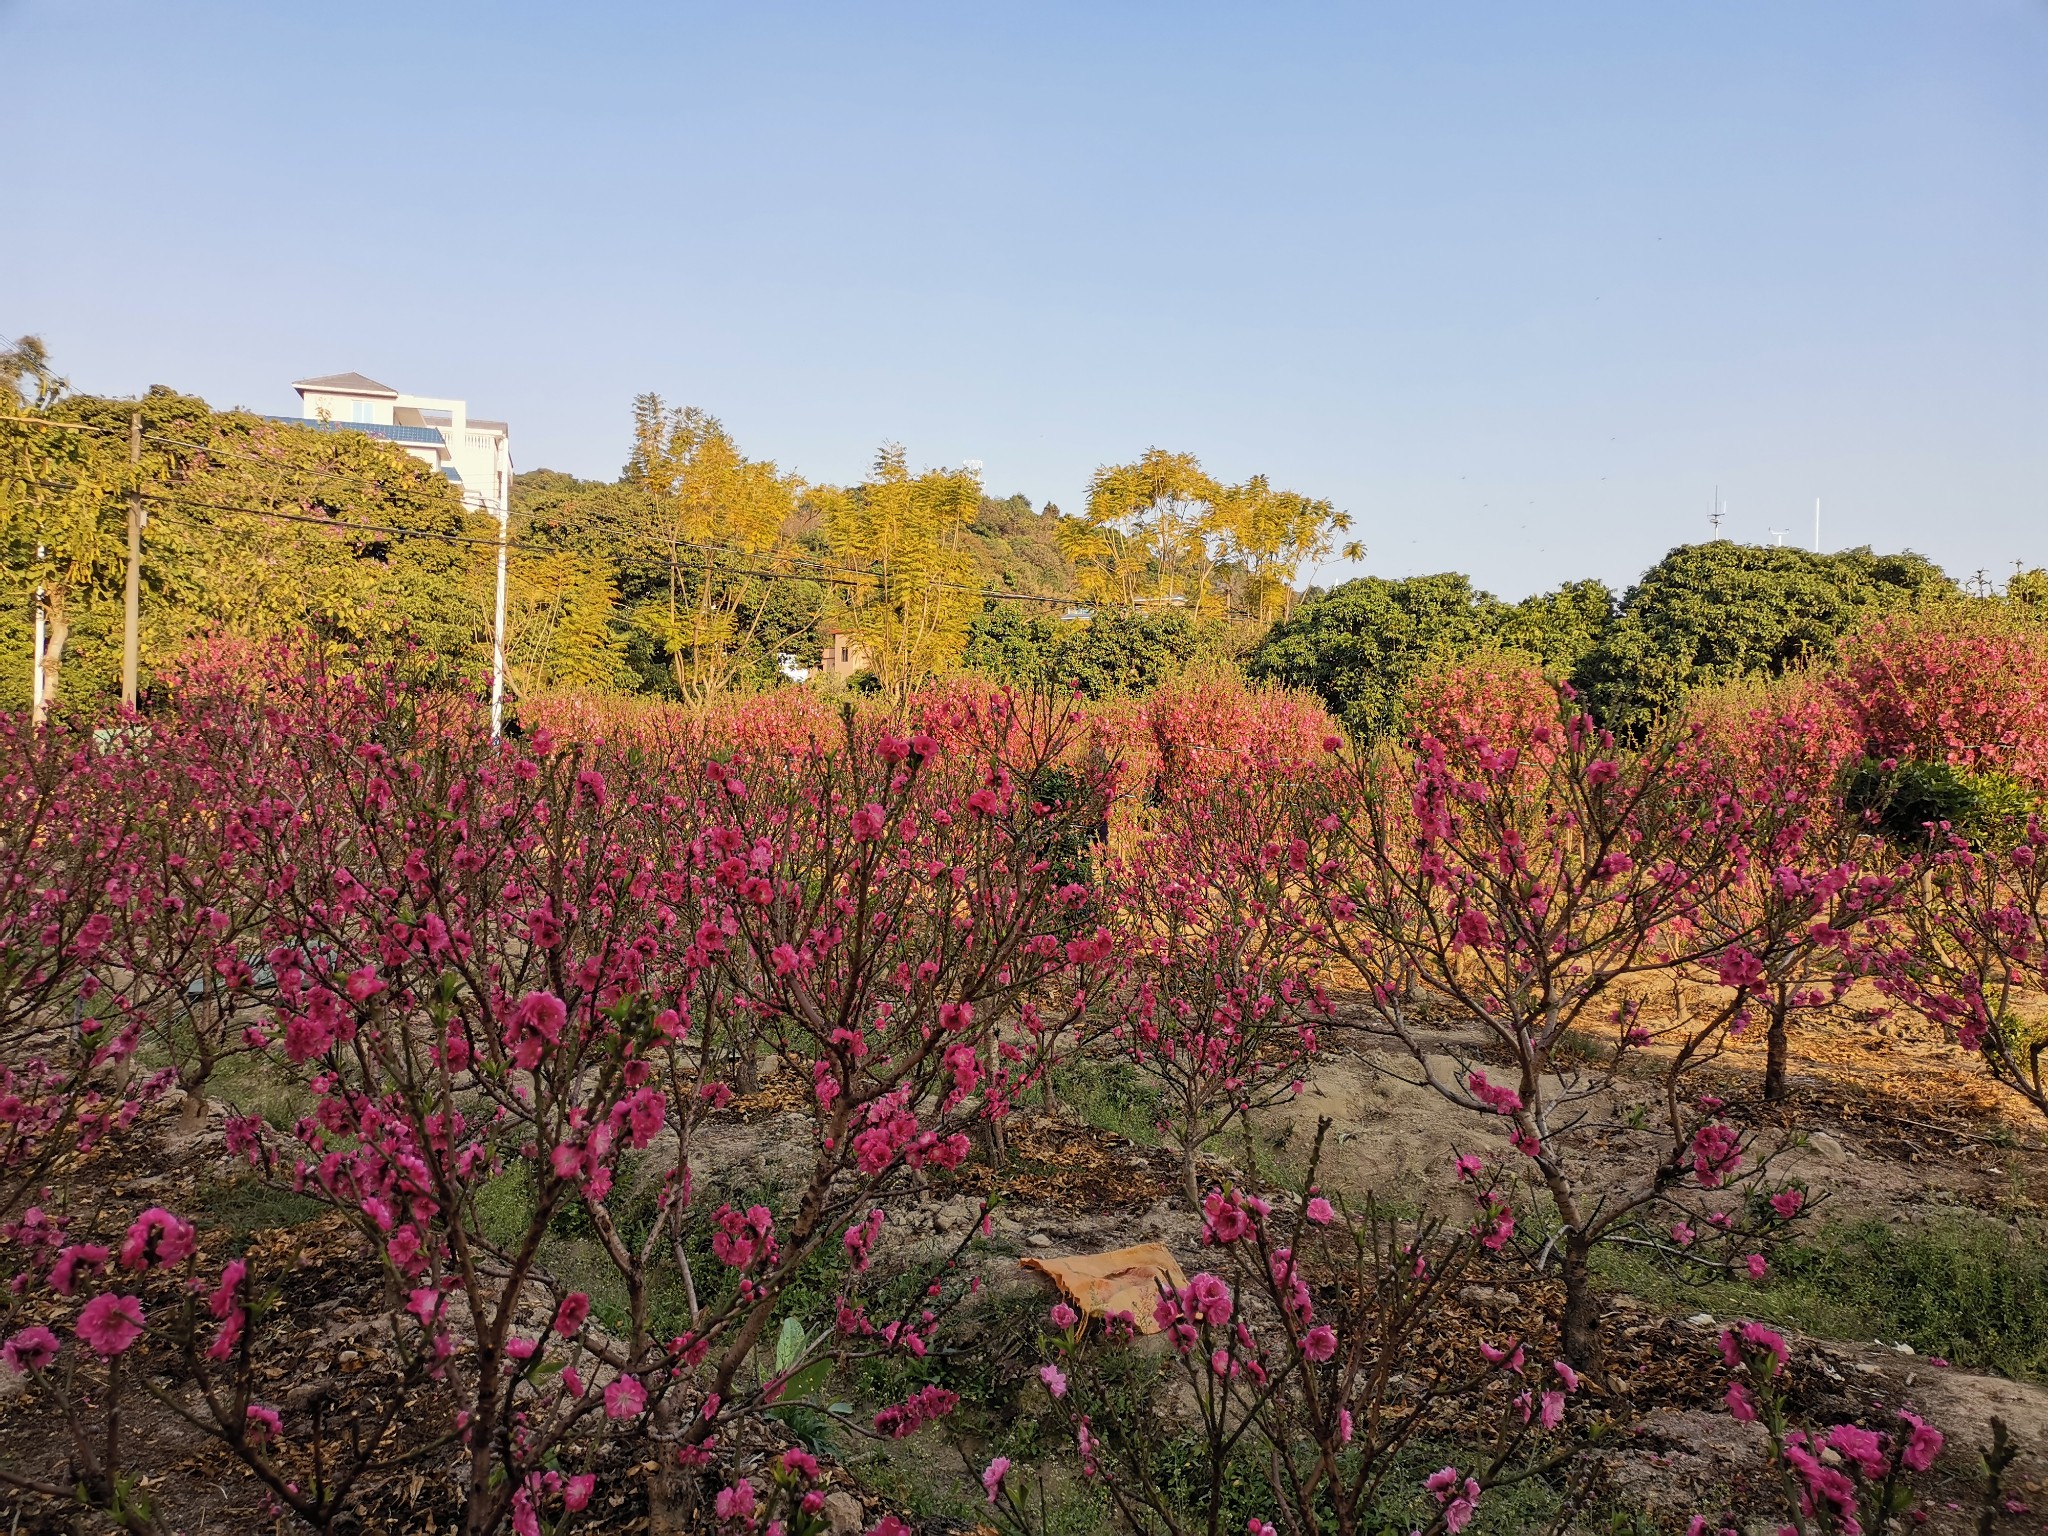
[962,604,1203,698]
[1574,541,1954,735]
[1246,573,1519,738]
[958,602,1063,684]
[0,377,490,714]
[511,470,674,693]
[504,550,629,695]
[2006,568,2048,615]
[1498,577,1615,674]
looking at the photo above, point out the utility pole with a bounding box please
[490,463,508,739]
[121,410,141,712]
[30,543,45,730]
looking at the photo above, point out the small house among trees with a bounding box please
[819,629,872,681]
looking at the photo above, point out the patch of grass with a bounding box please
[187,1176,326,1241]
[207,1048,316,1131]
[1356,1433,1579,1535]
[473,1165,538,1248]
[1596,1214,2048,1381]
[1052,1057,1162,1145]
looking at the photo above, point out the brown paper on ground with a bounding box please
[1019,1244,1189,1334]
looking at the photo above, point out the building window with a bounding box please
[840,647,849,663]
[351,400,375,423]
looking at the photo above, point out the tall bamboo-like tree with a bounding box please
[820,444,981,700]
[624,395,799,701]
[1209,474,1360,622]
[505,550,629,695]
[1065,448,1354,621]
[1066,448,1220,612]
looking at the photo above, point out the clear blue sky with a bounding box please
[3,1,2041,599]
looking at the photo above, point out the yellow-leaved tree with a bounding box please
[624,395,799,701]
[1064,448,1219,613]
[0,404,123,718]
[820,445,982,701]
[1063,448,1355,621]
[1,373,489,717]
[505,550,629,695]
[1208,474,1361,623]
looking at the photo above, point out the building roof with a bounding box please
[262,415,447,448]
[293,372,399,397]
[467,419,508,433]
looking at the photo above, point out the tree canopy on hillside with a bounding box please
[1246,572,1615,738]
[1575,541,1955,734]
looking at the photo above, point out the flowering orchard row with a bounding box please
[0,622,2043,1535]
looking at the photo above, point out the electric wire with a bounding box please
[11,474,1092,607]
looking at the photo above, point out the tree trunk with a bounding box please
[1764,985,1791,1101]
[1403,959,1426,1006]
[1180,1139,1200,1210]
[1559,1237,1606,1380]
[176,994,214,1131]
[176,1082,210,1132]
[645,1367,696,1530]
[40,596,70,712]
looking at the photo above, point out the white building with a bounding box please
[289,372,511,518]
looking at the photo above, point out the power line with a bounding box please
[17,475,1090,607]
[8,412,1117,608]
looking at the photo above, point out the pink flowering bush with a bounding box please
[1707,1318,2019,1535]
[11,622,2048,1530]
[0,713,170,1226]
[1095,762,1329,1205]
[98,681,290,1128]
[1085,670,1336,846]
[1827,610,2048,790]
[986,1124,1579,1536]
[1399,653,1566,786]
[1876,818,2048,1125]
[0,1197,446,1532]
[1,659,1111,1533]
[1302,684,1814,1371]
[1684,680,1907,1100]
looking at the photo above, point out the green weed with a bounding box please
[1597,1214,2048,1381]
[1053,1057,1162,1145]
[186,1177,325,1239]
